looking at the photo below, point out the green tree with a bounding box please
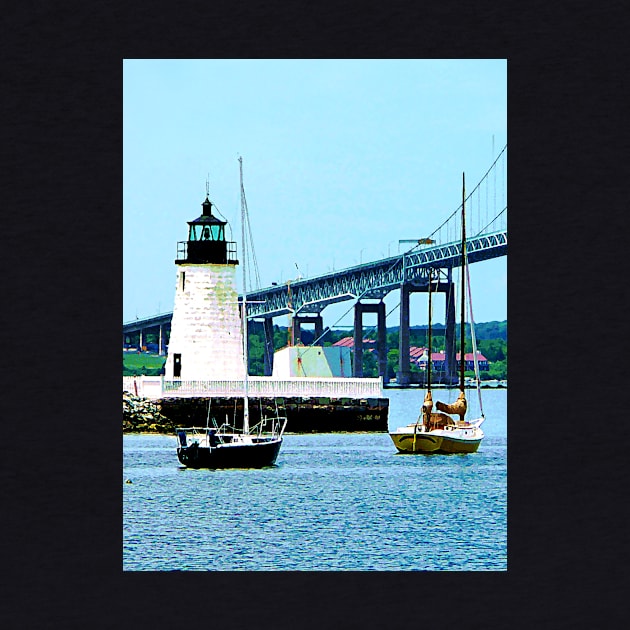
[409,329,427,347]
[488,360,507,380]
[362,350,378,377]
[386,331,399,349]
[478,339,506,362]
[273,325,290,350]
[386,349,399,380]
[248,334,265,375]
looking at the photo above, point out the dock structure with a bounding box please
[123,375,382,400]
[122,376,388,433]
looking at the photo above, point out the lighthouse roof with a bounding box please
[188,195,227,226]
[188,214,226,225]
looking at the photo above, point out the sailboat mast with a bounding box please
[239,157,249,434]
[427,268,432,391]
[460,172,466,393]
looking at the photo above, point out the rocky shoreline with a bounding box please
[123,391,176,433]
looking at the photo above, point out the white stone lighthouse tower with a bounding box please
[164,193,245,381]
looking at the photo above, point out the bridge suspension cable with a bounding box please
[414,143,507,251]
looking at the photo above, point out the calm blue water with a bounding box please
[123,388,506,571]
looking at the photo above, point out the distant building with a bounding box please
[431,350,489,372]
[333,337,375,349]
[334,338,489,371]
[273,345,352,377]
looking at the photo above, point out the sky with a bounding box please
[123,59,506,329]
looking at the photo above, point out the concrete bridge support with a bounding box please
[396,284,412,385]
[123,324,170,355]
[291,314,324,346]
[353,301,387,380]
[396,277,458,386]
[262,317,275,376]
[158,324,165,355]
[444,269,457,385]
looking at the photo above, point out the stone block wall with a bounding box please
[164,264,245,380]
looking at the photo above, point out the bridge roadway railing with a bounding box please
[124,375,383,399]
[122,229,507,332]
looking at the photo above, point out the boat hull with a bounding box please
[430,434,482,454]
[390,431,443,453]
[177,438,283,469]
[389,428,483,454]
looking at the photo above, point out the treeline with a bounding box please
[122,352,165,377]
[123,320,507,380]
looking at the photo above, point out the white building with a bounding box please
[272,345,352,378]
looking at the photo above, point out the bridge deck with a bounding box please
[123,229,506,332]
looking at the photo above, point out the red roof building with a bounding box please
[332,338,489,371]
[430,350,489,371]
[333,337,376,348]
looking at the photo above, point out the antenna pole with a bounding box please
[460,172,466,392]
[239,157,249,434]
[427,268,432,392]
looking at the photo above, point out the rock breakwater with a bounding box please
[123,391,175,433]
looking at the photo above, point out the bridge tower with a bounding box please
[396,273,458,386]
[163,193,245,381]
[292,314,324,346]
[353,301,387,380]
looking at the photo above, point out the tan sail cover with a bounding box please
[436,391,467,420]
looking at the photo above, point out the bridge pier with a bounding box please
[396,284,412,385]
[158,324,165,355]
[291,314,324,346]
[396,276,458,386]
[444,269,457,385]
[353,301,387,381]
[262,317,275,376]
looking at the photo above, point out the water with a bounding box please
[123,388,506,571]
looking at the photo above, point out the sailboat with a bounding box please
[389,173,485,454]
[176,158,287,469]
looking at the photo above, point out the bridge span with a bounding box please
[124,145,507,385]
[123,228,506,385]
[245,229,507,318]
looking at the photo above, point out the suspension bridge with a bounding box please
[124,146,507,385]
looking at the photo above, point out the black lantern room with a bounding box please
[176,196,237,265]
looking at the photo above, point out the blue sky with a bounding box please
[123,59,506,328]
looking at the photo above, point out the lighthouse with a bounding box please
[163,192,245,381]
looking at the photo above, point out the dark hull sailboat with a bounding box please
[174,158,287,469]
[176,428,283,469]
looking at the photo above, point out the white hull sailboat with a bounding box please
[390,173,485,455]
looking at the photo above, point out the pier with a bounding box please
[123,375,383,400]
[123,376,388,433]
